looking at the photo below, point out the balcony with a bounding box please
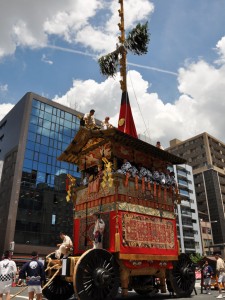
[182,222,193,227]
[178,179,189,187]
[179,189,190,197]
[177,170,187,178]
[183,233,195,239]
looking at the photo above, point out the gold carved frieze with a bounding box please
[118,202,175,219]
[76,184,116,205]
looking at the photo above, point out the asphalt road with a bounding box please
[9,283,223,300]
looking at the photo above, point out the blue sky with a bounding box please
[0,0,225,147]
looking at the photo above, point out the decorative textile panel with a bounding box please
[119,211,178,256]
[122,213,175,249]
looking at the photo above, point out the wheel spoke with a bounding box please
[74,249,119,300]
[169,254,195,297]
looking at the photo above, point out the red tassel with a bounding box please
[124,172,130,187]
[154,182,157,198]
[158,185,161,198]
[148,182,151,191]
[164,188,167,203]
[142,177,145,192]
[135,175,139,190]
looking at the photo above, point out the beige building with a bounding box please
[199,220,214,256]
[168,132,225,256]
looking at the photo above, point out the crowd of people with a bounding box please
[200,254,225,298]
[0,222,104,299]
[0,250,45,300]
[2,244,225,299]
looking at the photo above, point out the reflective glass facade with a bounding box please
[15,98,81,247]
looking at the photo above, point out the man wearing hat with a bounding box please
[0,250,17,300]
[19,251,46,300]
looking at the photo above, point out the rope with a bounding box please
[11,265,61,299]
[42,267,61,290]
[10,286,28,299]
[127,67,151,141]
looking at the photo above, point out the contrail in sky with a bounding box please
[47,44,178,76]
[127,62,178,76]
[47,45,97,58]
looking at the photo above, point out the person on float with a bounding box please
[55,232,73,259]
[83,109,96,129]
[156,141,164,150]
[101,116,113,129]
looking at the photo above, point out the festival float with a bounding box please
[43,1,196,299]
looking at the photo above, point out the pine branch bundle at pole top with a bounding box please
[98,23,150,78]
[125,22,150,55]
[98,52,119,78]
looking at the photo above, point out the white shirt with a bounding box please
[216,257,225,272]
[84,113,95,126]
[0,258,17,282]
[62,235,73,247]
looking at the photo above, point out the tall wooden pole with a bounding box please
[118,0,127,92]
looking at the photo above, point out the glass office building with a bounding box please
[0,92,82,256]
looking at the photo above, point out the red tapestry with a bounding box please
[122,213,175,250]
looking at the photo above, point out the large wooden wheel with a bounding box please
[73,249,120,300]
[168,253,195,297]
[42,276,74,300]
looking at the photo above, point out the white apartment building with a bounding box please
[173,164,202,254]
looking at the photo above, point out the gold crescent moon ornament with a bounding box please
[118,118,125,126]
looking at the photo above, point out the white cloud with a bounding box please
[0,0,102,58]
[215,36,225,64]
[0,103,14,121]
[1,34,225,149]
[54,35,225,147]
[41,54,53,65]
[0,0,154,58]
[1,0,225,149]
[0,84,8,92]
[106,0,154,33]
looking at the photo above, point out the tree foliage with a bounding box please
[190,253,204,265]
